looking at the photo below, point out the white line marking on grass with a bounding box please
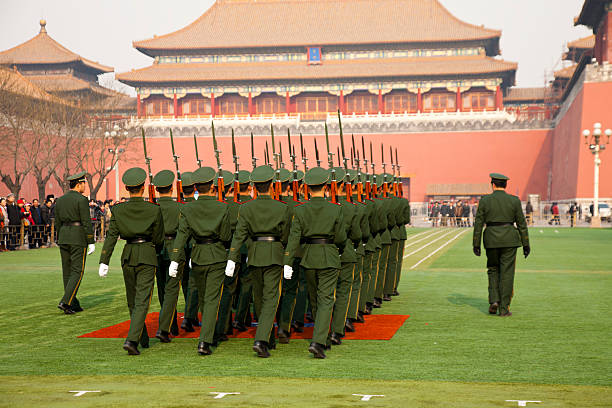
[404,229,447,248]
[69,391,100,397]
[403,230,456,258]
[210,392,240,399]
[410,230,466,269]
[506,401,541,407]
[353,394,384,401]
[403,230,432,241]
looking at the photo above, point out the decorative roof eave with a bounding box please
[0,67,75,107]
[132,0,501,57]
[575,0,611,32]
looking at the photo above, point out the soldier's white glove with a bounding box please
[169,261,179,278]
[98,263,108,278]
[87,244,96,255]
[189,259,192,269]
[283,265,293,280]
[225,260,236,277]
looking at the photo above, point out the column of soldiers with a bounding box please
[93,126,410,358]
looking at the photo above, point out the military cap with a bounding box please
[251,165,275,183]
[237,170,251,184]
[384,173,394,182]
[296,170,304,181]
[375,174,384,187]
[278,168,291,183]
[67,171,87,182]
[327,167,346,184]
[489,173,509,181]
[305,167,330,186]
[214,170,234,186]
[122,167,147,187]
[153,169,175,187]
[181,171,195,187]
[193,166,216,184]
[346,169,358,183]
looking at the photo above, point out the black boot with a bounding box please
[155,330,171,343]
[345,319,355,333]
[356,312,365,323]
[181,318,195,332]
[330,332,343,345]
[253,341,270,358]
[123,340,140,355]
[308,342,327,359]
[197,342,213,355]
[57,302,75,315]
[277,328,290,344]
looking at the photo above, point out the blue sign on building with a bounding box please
[308,47,322,64]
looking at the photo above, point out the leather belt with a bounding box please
[253,236,280,242]
[195,237,218,245]
[126,237,150,244]
[65,221,82,226]
[306,238,334,245]
[165,234,177,240]
[486,222,513,227]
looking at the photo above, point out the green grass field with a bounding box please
[1,227,611,407]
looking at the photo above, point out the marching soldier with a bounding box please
[55,171,96,314]
[283,167,346,359]
[153,170,184,343]
[394,186,411,295]
[98,167,165,355]
[373,174,393,308]
[360,172,380,316]
[168,166,232,355]
[226,165,292,358]
[473,173,530,317]
[384,173,402,301]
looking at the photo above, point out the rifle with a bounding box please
[381,143,388,198]
[250,132,258,199]
[390,145,397,197]
[270,124,281,200]
[396,147,403,198]
[265,141,270,166]
[194,134,202,168]
[362,136,371,200]
[288,129,299,201]
[231,129,240,203]
[211,121,224,202]
[141,128,156,203]
[169,129,184,203]
[325,123,338,204]
[337,110,352,203]
[352,134,363,203]
[370,141,378,198]
[300,132,309,199]
[314,138,321,167]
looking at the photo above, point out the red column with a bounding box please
[378,89,384,113]
[173,94,178,118]
[211,93,215,118]
[417,88,423,113]
[286,91,290,114]
[136,94,141,117]
[248,92,253,116]
[456,89,462,112]
[339,90,345,114]
[495,85,503,110]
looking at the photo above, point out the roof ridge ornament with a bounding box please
[39,19,47,34]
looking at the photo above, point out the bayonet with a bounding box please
[169,129,184,202]
[381,143,388,197]
[270,124,281,200]
[194,134,202,168]
[352,134,363,203]
[231,129,240,203]
[337,110,351,202]
[370,141,378,198]
[300,133,309,199]
[396,147,403,198]
[211,121,224,201]
[325,122,337,204]
[288,129,299,201]
[265,141,270,166]
[250,132,257,170]
[141,128,156,203]
[362,136,370,200]
[314,138,321,167]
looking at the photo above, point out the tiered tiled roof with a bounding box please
[0,67,72,105]
[134,0,501,55]
[554,65,577,80]
[504,87,549,103]
[0,20,112,75]
[568,35,596,51]
[119,55,516,85]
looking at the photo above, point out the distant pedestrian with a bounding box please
[525,201,533,225]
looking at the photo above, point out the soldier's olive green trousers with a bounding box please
[158,260,185,333]
[278,257,302,332]
[485,247,517,315]
[59,244,87,307]
[394,241,405,291]
[331,262,355,335]
[183,246,200,322]
[375,244,391,299]
[347,255,363,319]
[191,262,225,344]
[359,252,374,311]
[215,261,244,337]
[384,241,400,296]
[250,265,282,346]
[305,267,340,346]
[367,250,381,303]
[122,263,156,343]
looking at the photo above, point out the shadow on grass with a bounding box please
[79,292,117,309]
[447,293,489,315]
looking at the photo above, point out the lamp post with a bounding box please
[106,124,128,201]
[582,123,611,228]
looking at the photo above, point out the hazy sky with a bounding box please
[0,0,591,94]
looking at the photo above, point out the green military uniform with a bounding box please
[152,170,185,341]
[55,171,95,314]
[473,173,530,316]
[179,172,200,331]
[394,191,411,293]
[99,168,165,355]
[170,167,232,355]
[373,174,393,305]
[384,174,403,299]
[359,173,380,315]
[347,170,369,323]
[228,166,292,357]
[284,167,347,358]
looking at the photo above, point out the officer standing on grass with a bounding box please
[473,173,530,317]
[98,167,165,355]
[55,171,96,315]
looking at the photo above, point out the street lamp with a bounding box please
[582,122,611,227]
[107,147,126,201]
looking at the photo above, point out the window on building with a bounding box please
[462,91,495,110]
[384,92,418,113]
[346,93,378,114]
[182,97,211,115]
[146,98,173,116]
[295,94,338,113]
[423,92,456,111]
[255,95,286,114]
[219,95,249,115]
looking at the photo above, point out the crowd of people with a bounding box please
[427,200,476,227]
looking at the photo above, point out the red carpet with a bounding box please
[79,313,409,341]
